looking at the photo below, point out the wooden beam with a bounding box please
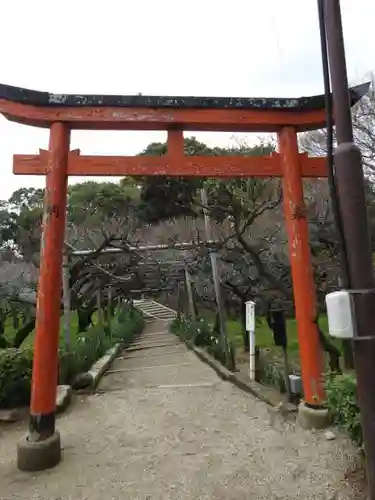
[0,99,328,132]
[13,151,327,178]
[68,240,219,256]
[0,82,369,131]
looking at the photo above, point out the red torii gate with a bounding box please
[0,82,369,471]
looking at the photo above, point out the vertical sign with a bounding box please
[246,300,255,332]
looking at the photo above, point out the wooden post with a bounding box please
[107,286,113,322]
[27,123,70,452]
[184,265,196,322]
[278,126,324,405]
[97,289,103,326]
[200,188,229,363]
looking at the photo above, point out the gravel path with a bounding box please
[0,320,366,499]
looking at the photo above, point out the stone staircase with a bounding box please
[134,299,177,322]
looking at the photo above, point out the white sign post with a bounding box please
[246,300,256,380]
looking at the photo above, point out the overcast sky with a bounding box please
[0,0,373,200]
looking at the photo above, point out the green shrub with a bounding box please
[59,309,144,384]
[325,373,362,446]
[171,316,212,345]
[261,363,286,393]
[171,315,235,370]
[110,309,144,345]
[59,324,111,384]
[117,304,134,324]
[0,308,144,408]
[0,348,33,408]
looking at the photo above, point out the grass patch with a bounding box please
[225,315,345,393]
[226,315,331,352]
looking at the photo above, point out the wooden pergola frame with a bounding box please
[1,81,369,469]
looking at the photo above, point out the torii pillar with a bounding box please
[0,81,368,470]
[18,122,70,471]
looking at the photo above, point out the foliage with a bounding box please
[325,373,362,446]
[58,324,111,384]
[170,315,212,346]
[170,314,236,370]
[136,137,206,222]
[0,347,33,408]
[110,307,144,345]
[0,308,144,408]
[59,307,143,384]
[67,181,136,227]
[256,352,287,393]
[137,137,277,223]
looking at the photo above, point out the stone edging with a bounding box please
[55,343,123,414]
[57,342,123,412]
[87,343,122,389]
[187,341,297,411]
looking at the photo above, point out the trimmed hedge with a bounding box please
[0,307,144,409]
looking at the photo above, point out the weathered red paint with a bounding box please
[13,151,328,178]
[0,98,329,132]
[5,92,328,409]
[167,129,185,158]
[30,122,70,415]
[278,126,324,405]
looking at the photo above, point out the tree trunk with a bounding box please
[318,325,341,373]
[213,312,220,336]
[77,308,93,332]
[24,307,32,325]
[177,284,184,319]
[193,291,199,320]
[184,266,196,321]
[97,289,103,327]
[13,318,36,348]
[11,305,19,330]
[107,286,113,322]
[0,307,5,335]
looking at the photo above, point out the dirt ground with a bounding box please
[0,319,367,500]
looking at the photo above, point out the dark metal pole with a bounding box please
[324,1,375,496]
[317,0,354,370]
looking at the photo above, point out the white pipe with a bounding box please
[249,329,256,380]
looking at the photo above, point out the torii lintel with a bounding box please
[0,81,369,132]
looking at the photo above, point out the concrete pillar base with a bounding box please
[17,431,61,472]
[297,401,331,430]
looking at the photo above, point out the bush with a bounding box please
[111,308,144,345]
[59,308,144,384]
[59,324,111,384]
[171,316,212,346]
[171,315,236,370]
[0,308,144,408]
[0,348,33,408]
[325,373,362,446]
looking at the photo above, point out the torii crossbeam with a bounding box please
[0,81,369,471]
